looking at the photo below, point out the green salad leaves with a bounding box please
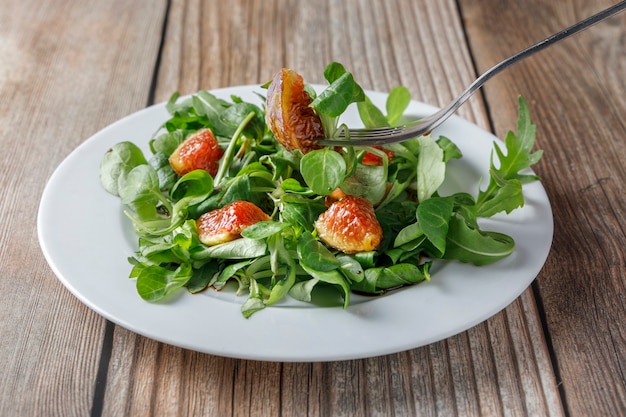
[99,62,542,317]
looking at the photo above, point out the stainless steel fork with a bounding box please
[318,1,626,147]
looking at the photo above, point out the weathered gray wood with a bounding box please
[0,0,167,416]
[460,0,626,415]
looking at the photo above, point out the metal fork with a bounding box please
[318,1,626,147]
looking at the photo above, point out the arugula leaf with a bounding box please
[493,96,543,181]
[476,174,524,218]
[443,215,515,265]
[476,97,543,216]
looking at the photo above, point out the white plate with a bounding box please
[37,85,553,362]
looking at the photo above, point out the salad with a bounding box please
[99,62,542,318]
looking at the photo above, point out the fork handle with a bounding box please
[417,1,626,140]
[320,1,626,146]
[457,1,626,110]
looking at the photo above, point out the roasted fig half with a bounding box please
[265,68,324,154]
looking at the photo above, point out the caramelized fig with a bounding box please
[265,68,324,154]
[315,195,383,254]
[169,128,224,177]
[197,201,271,246]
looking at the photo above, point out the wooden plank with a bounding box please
[460,0,626,415]
[98,0,563,416]
[0,0,167,415]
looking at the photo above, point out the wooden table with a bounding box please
[1,0,624,415]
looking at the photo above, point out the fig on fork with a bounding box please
[265,68,324,154]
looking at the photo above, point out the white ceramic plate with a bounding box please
[38,85,553,362]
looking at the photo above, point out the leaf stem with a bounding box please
[213,111,256,187]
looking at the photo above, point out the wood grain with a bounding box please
[460,0,626,415]
[0,0,167,416]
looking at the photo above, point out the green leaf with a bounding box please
[417,196,454,257]
[476,96,543,217]
[289,278,320,303]
[323,62,348,83]
[150,130,184,156]
[352,263,429,294]
[386,86,411,126]
[241,221,290,240]
[394,222,423,248]
[436,136,463,162]
[118,164,162,206]
[357,96,389,128]
[297,232,340,272]
[170,169,214,207]
[136,263,193,301]
[192,91,236,138]
[443,215,515,266]
[189,175,252,216]
[300,263,350,309]
[148,152,178,192]
[280,178,311,194]
[300,148,347,195]
[186,262,220,293]
[241,279,266,318]
[100,142,148,196]
[336,255,365,283]
[339,162,387,205]
[265,234,297,306]
[311,73,365,117]
[475,174,524,218]
[493,97,543,179]
[191,238,268,260]
[221,101,265,139]
[279,194,327,231]
[416,135,445,202]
